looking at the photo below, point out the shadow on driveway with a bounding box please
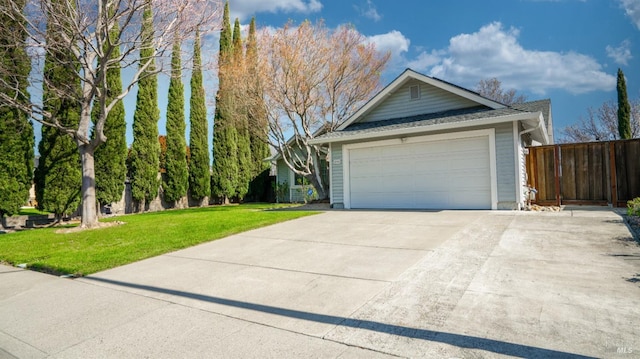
[84,276,596,359]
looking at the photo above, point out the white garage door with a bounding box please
[347,134,492,209]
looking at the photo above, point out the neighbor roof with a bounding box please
[511,99,551,127]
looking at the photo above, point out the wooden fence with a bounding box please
[526,139,640,207]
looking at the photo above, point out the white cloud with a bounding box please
[606,40,633,65]
[425,22,615,94]
[366,30,411,71]
[367,30,409,57]
[407,50,444,72]
[620,0,640,30]
[356,0,382,22]
[230,0,322,21]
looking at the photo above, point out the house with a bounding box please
[271,143,330,203]
[276,68,553,209]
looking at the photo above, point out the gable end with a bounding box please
[361,79,484,123]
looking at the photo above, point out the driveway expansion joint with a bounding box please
[163,253,394,283]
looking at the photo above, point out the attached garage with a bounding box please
[343,130,497,209]
[295,69,553,210]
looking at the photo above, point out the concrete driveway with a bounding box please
[1,209,639,358]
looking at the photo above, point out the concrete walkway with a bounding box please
[1,209,639,358]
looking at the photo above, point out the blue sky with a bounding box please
[33,0,639,149]
[220,0,640,141]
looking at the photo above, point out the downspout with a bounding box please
[517,114,544,210]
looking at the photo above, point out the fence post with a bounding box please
[554,145,561,207]
[609,141,618,207]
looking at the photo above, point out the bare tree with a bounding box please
[0,0,220,228]
[476,78,527,105]
[253,21,390,199]
[560,99,640,143]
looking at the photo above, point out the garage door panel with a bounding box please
[381,175,415,189]
[348,134,492,209]
[414,191,449,208]
[449,190,490,209]
[350,178,381,193]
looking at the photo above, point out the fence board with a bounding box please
[561,146,576,200]
[528,146,557,203]
[575,145,589,199]
[588,143,605,200]
[628,141,640,199]
[526,138,640,207]
[616,140,640,204]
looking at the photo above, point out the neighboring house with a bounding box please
[271,145,330,203]
[275,68,553,209]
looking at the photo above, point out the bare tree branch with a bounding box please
[560,99,640,143]
[234,20,390,199]
[476,78,527,105]
[0,0,221,227]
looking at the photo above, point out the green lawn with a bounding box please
[0,204,316,276]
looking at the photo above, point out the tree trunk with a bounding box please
[307,173,328,200]
[79,145,99,228]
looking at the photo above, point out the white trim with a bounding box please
[289,171,302,203]
[337,69,506,131]
[311,111,538,145]
[513,122,523,210]
[488,129,498,210]
[521,113,550,145]
[342,146,351,208]
[342,129,498,210]
[329,143,334,205]
[289,171,305,189]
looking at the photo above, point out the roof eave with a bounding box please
[521,113,550,145]
[310,112,539,145]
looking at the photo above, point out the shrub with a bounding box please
[272,180,289,203]
[627,197,640,217]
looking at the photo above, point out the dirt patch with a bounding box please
[54,221,126,234]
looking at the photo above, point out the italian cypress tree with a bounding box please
[129,3,160,209]
[163,39,189,204]
[92,12,127,208]
[188,29,211,203]
[233,18,252,200]
[211,1,238,202]
[246,17,270,177]
[0,0,34,217]
[617,68,632,140]
[34,0,82,219]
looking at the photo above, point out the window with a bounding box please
[410,85,420,100]
[293,172,307,187]
[291,160,329,187]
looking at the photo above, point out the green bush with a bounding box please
[627,197,640,216]
[272,180,289,203]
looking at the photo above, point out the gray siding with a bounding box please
[494,122,517,209]
[330,145,344,207]
[362,80,479,123]
[276,160,291,202]
[330,122,520,210]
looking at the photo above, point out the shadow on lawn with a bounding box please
[83,276,596,359]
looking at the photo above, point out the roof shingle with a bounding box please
[314,103,544,141]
